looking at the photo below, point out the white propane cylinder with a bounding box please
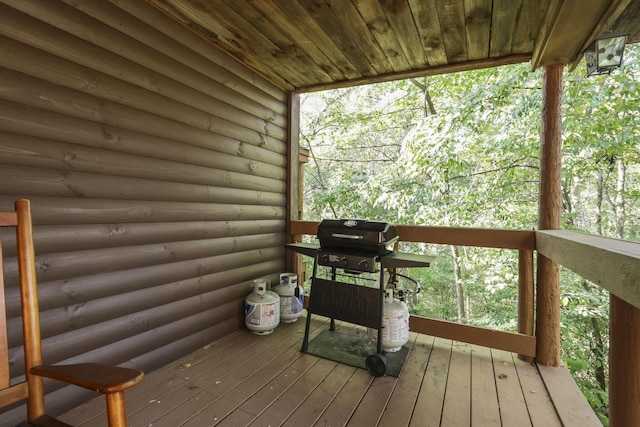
[245,279,280,335]
[368,288,410,352]
[273,273,304,323]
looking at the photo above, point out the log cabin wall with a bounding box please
[0,0,288,421]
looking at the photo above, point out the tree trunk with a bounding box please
[596,167,604,235]
[410,77,436,116]
[582,280,607,391]
[614,156,626,239]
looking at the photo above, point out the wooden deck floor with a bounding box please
[59,314,601,427]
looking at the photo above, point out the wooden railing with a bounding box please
[536,230,640,426]
[289,221,537,358]
[290,221,640,425]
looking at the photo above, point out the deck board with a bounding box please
[409,337,451,427]
[58,314,601,427]
[513,356,563,427]
[493,349,532,427]
[440,341,472,426]
[281,362,358,426]
[471,344,501,426]
[378,333,432,426]
[312,368,373,427]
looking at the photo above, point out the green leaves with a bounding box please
[300,45,638,424]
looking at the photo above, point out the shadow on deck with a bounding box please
[58,314,601,427]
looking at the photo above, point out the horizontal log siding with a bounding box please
[0,0,288,422]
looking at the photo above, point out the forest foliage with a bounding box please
[299,44,639,425]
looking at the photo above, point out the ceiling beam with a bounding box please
[296,54,531,93]
[531,0,611,69]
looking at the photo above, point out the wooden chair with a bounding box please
[0,199,144,427]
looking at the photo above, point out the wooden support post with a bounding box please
[535,64,563,367]
[518,249,534,336]
[297,148,309,283]
[287,92,301,272]
[609,295,640,427]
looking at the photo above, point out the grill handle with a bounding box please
[331,233,363,240]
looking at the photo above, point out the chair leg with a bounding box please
[26,375,46,423]
[105,391,128,427]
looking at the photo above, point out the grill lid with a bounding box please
[317,219,398,255]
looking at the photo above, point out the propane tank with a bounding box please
[245,279,280,335]
[368,288,410,352]
[273,273,304,323]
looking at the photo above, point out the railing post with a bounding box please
[609,294,640,426]
[536,64,563,366]
[518,249,534,360]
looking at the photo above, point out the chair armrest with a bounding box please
[30,363,143,394]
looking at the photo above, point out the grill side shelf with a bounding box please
[285,242,320,257]
[381,252,434,269]
[285,242,433,270]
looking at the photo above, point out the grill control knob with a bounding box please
[358,259,369,270]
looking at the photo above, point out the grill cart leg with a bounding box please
[301,311,312,352]
[301,252,321,353]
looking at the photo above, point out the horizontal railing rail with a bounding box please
[289,220,537,357]
[536,229,640,309]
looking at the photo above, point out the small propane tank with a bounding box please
[368,288,410,352]
[245,279,280,335]
[273,273,304,323]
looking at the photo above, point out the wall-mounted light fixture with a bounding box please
[584,35,628,76]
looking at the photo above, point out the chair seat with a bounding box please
[31,363,144,394]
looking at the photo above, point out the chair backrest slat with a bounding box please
[1,201,45,415]
[1,227,9,390]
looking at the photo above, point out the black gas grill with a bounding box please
[285,218,433,377]
[316,219,399,272]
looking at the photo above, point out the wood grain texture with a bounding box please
[133,0,640,91]
[536,229,640,309]
[51,315,599,427]
[0,0,288,421]
[535,64,563,367]
[609,294,640,427]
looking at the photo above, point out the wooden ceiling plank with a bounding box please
[327,0,395,75]
[408,0,448,66]
[511,0,550,54]
[218,0,335,86]
[146,0,640,89]
[379,0,429,67]
[296,0,378,78]
[488,0,521,58]
[353,0,411,71]
[463,0,491,60]
[149,0,294,89]
[435,0,468,63]
[203,0,315,88]
[150,0,251,63]
[272,0,361,80]
[246,0,347,82]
